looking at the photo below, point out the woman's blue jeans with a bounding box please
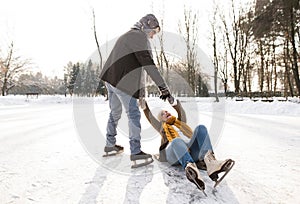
[105,83,141,155]
[165,125,213,168]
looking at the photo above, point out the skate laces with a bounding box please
[206,150,216,162]
[186,162,196,170]
[185,162,205,191]
[186,163,199,176]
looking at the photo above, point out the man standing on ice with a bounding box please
[100,14,173,168]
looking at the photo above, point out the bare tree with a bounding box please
[179,6,200,96]
[0,42,30,96]
[211,3,220,101]
[253,0,300,96]
[153,17,170,85]
[219,0,255,95]
[92,8,107,98]
[221,0,240,93]
[92,9,102,70]
[284,37,295,96]
[287,1,300,96]
[238,9,253,95]
[219,33,229,96]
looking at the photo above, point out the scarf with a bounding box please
[162,116,193,142]
[132,20,154,36]
[132,21,142,30]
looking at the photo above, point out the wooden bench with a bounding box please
[26,93,39,98]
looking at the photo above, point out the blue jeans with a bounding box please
[105,83,141,154]
[165,125,213,168]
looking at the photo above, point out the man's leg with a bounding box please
[105,83,122,147]
[112,88,141,155]
[127,98,142,154]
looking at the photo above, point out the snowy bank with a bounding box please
[1,95,299,116]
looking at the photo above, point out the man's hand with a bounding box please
[159,87,175,105]
[159,87,171,101]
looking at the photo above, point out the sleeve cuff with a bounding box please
[170,99,177,106]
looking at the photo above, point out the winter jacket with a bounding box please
[100,29,166,99]
[143,100,187,162]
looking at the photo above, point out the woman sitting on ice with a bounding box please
[143,99,234,194]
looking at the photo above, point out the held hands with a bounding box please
[167,95,175,104]
[159,87,175,105]
[159,87,170,100]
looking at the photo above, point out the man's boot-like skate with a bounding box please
[130,151,153,168]
[103,144,124,157]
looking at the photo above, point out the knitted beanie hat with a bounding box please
[132,14,160,33]
[139,14,160,31]
[157,110,164,122]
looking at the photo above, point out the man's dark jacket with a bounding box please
[100,29,166,98]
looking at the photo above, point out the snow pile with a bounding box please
[224,98,300,116]
[1,95,299,116]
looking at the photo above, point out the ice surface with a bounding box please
[0,95,299,203]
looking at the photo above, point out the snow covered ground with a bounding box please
[0,95,299,204]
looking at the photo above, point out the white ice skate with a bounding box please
[185,162,207,196]
[204,150,235,188]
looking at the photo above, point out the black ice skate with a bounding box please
[130,151,153,168]
[185,162,207,197]
[204,150,235,188]
[103,144,124,157]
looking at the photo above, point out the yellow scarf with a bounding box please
[162,116,193,142]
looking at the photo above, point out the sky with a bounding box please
[0,0,250,78]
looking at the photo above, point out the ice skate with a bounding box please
[103,144,124,157]
[204,150,235,188]
[130,151,153,168]
[185,162,207,196]
[196,159,207,171]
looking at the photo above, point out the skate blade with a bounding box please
[131,158,154,168]
[102,150,124,157]
[186,169,207,197]
[153,154,160,161]
[214,159,235,188]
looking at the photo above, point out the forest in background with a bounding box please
[0,0,299,99]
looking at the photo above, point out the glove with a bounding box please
[139,97,146,110]
[159,87,171,101]
[159,87,175,105]
[167,95,175,105]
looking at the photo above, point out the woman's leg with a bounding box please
[165,138,194,168]
[188,125,213,161]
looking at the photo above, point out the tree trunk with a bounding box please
[289,7,300,96]
[259,40,265,92]
[284,39,294,97]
